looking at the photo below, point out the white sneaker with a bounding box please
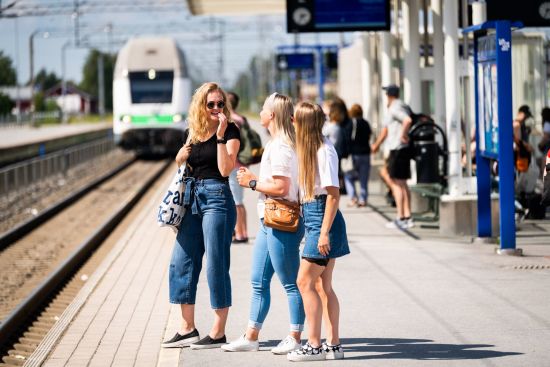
[385,219,406,229]
[287,342,325,362]
[271,335,300,355]
[322,342,344,360]
[405,218,415,228]
[221,334,259,352]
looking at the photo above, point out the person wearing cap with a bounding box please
[371,84,414,229]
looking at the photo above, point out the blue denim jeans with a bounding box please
[248,219,305,332]
[344,154,371,203]
[169,178,236,309]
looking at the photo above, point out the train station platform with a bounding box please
[0,122,112,166]
[26,171,550,367]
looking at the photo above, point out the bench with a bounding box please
[410,183,445,221]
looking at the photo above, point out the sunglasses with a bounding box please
[206,101,225,110]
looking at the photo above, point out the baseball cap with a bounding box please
[382,84,400,97]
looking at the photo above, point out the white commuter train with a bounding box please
[113,37,191,154]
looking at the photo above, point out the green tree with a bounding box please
[33,92,46,112]
[0,92,15,115]
[33,69,61,92]
[0,51,17,86]
[79,49,116,111]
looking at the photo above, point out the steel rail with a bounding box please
[0,159,170,353]
[0,157,136,251]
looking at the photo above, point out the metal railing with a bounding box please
[0,137,116,197]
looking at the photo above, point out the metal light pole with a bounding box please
[61,41,70,124]
[29,30,49,122]
[14,17,21,124]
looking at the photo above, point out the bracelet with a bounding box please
[216,138,227,144]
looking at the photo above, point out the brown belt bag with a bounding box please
[263,198,300,233]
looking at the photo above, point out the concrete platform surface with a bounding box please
[30,166,550,367]
[0,122,111,149]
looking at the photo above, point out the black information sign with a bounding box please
[486,0,550,27]
[287,0,390,33]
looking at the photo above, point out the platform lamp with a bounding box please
[29,30,50,122]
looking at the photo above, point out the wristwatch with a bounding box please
[249,179,257,191]
[216,138,227,144]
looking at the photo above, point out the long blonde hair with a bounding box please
[187,82,232,143]
[264,93,296,149]
[295,102,325,202]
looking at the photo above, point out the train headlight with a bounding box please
[148,69,156,80]
[121,115,131,123]
[172,114,182,123]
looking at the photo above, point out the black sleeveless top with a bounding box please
[182,123,240,181]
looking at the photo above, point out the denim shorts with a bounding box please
[169,178,236,309]
[302,195,350,259]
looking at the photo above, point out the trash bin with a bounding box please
[409,120,448,186]
[413,141,439,184]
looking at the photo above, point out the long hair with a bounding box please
[295,102,325,202]
[265,92,296,149]
[187,82,231,143]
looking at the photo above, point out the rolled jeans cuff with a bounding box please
[290,324,304,332]
[248,320,263,330]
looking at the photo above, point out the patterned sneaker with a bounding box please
[271,335,300,355]
[161,329,200,348]
[221,334,259,352]
[287,342,325,362]
[322,342,344,360]
[190,335,226,350]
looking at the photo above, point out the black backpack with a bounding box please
[238,118,263,165]
[405,106,435,127]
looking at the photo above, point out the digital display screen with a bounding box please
[277,53,315,70]
[287,0,390,33]
[315,0,389,30]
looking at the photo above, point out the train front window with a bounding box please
[129,71,173,103]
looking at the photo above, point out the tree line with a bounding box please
[0,49,115,116]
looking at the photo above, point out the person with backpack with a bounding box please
[343,103,372,207]
[371,84,414,229]
[227,92,262,243]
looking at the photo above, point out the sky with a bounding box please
[0,2,348,89]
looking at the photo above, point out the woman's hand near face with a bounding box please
[217,112,228,139]
[175,143,191,167]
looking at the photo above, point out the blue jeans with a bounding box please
[344,154,371,203]
[248,219,305,332]
[169,178,236,309]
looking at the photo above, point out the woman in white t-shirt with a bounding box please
[288,102,350,362]
[223,93,305,354]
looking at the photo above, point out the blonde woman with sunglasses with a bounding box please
[162,82,240,350]
[288,102,350,362]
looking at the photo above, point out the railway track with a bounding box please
[0,159,171,366]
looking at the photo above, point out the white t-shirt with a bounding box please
[256,137,300,218]
[382,99,410,154]
[301,138,340,200]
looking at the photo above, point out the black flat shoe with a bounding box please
[162,329,200,348]
[190,335,227,349]
[232,237,248,244]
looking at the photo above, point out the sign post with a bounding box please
[277,45,338,103]
[464,20,522,255]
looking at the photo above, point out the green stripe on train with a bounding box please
[130,115,175,124]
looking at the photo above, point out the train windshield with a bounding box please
[129,71,173,103]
